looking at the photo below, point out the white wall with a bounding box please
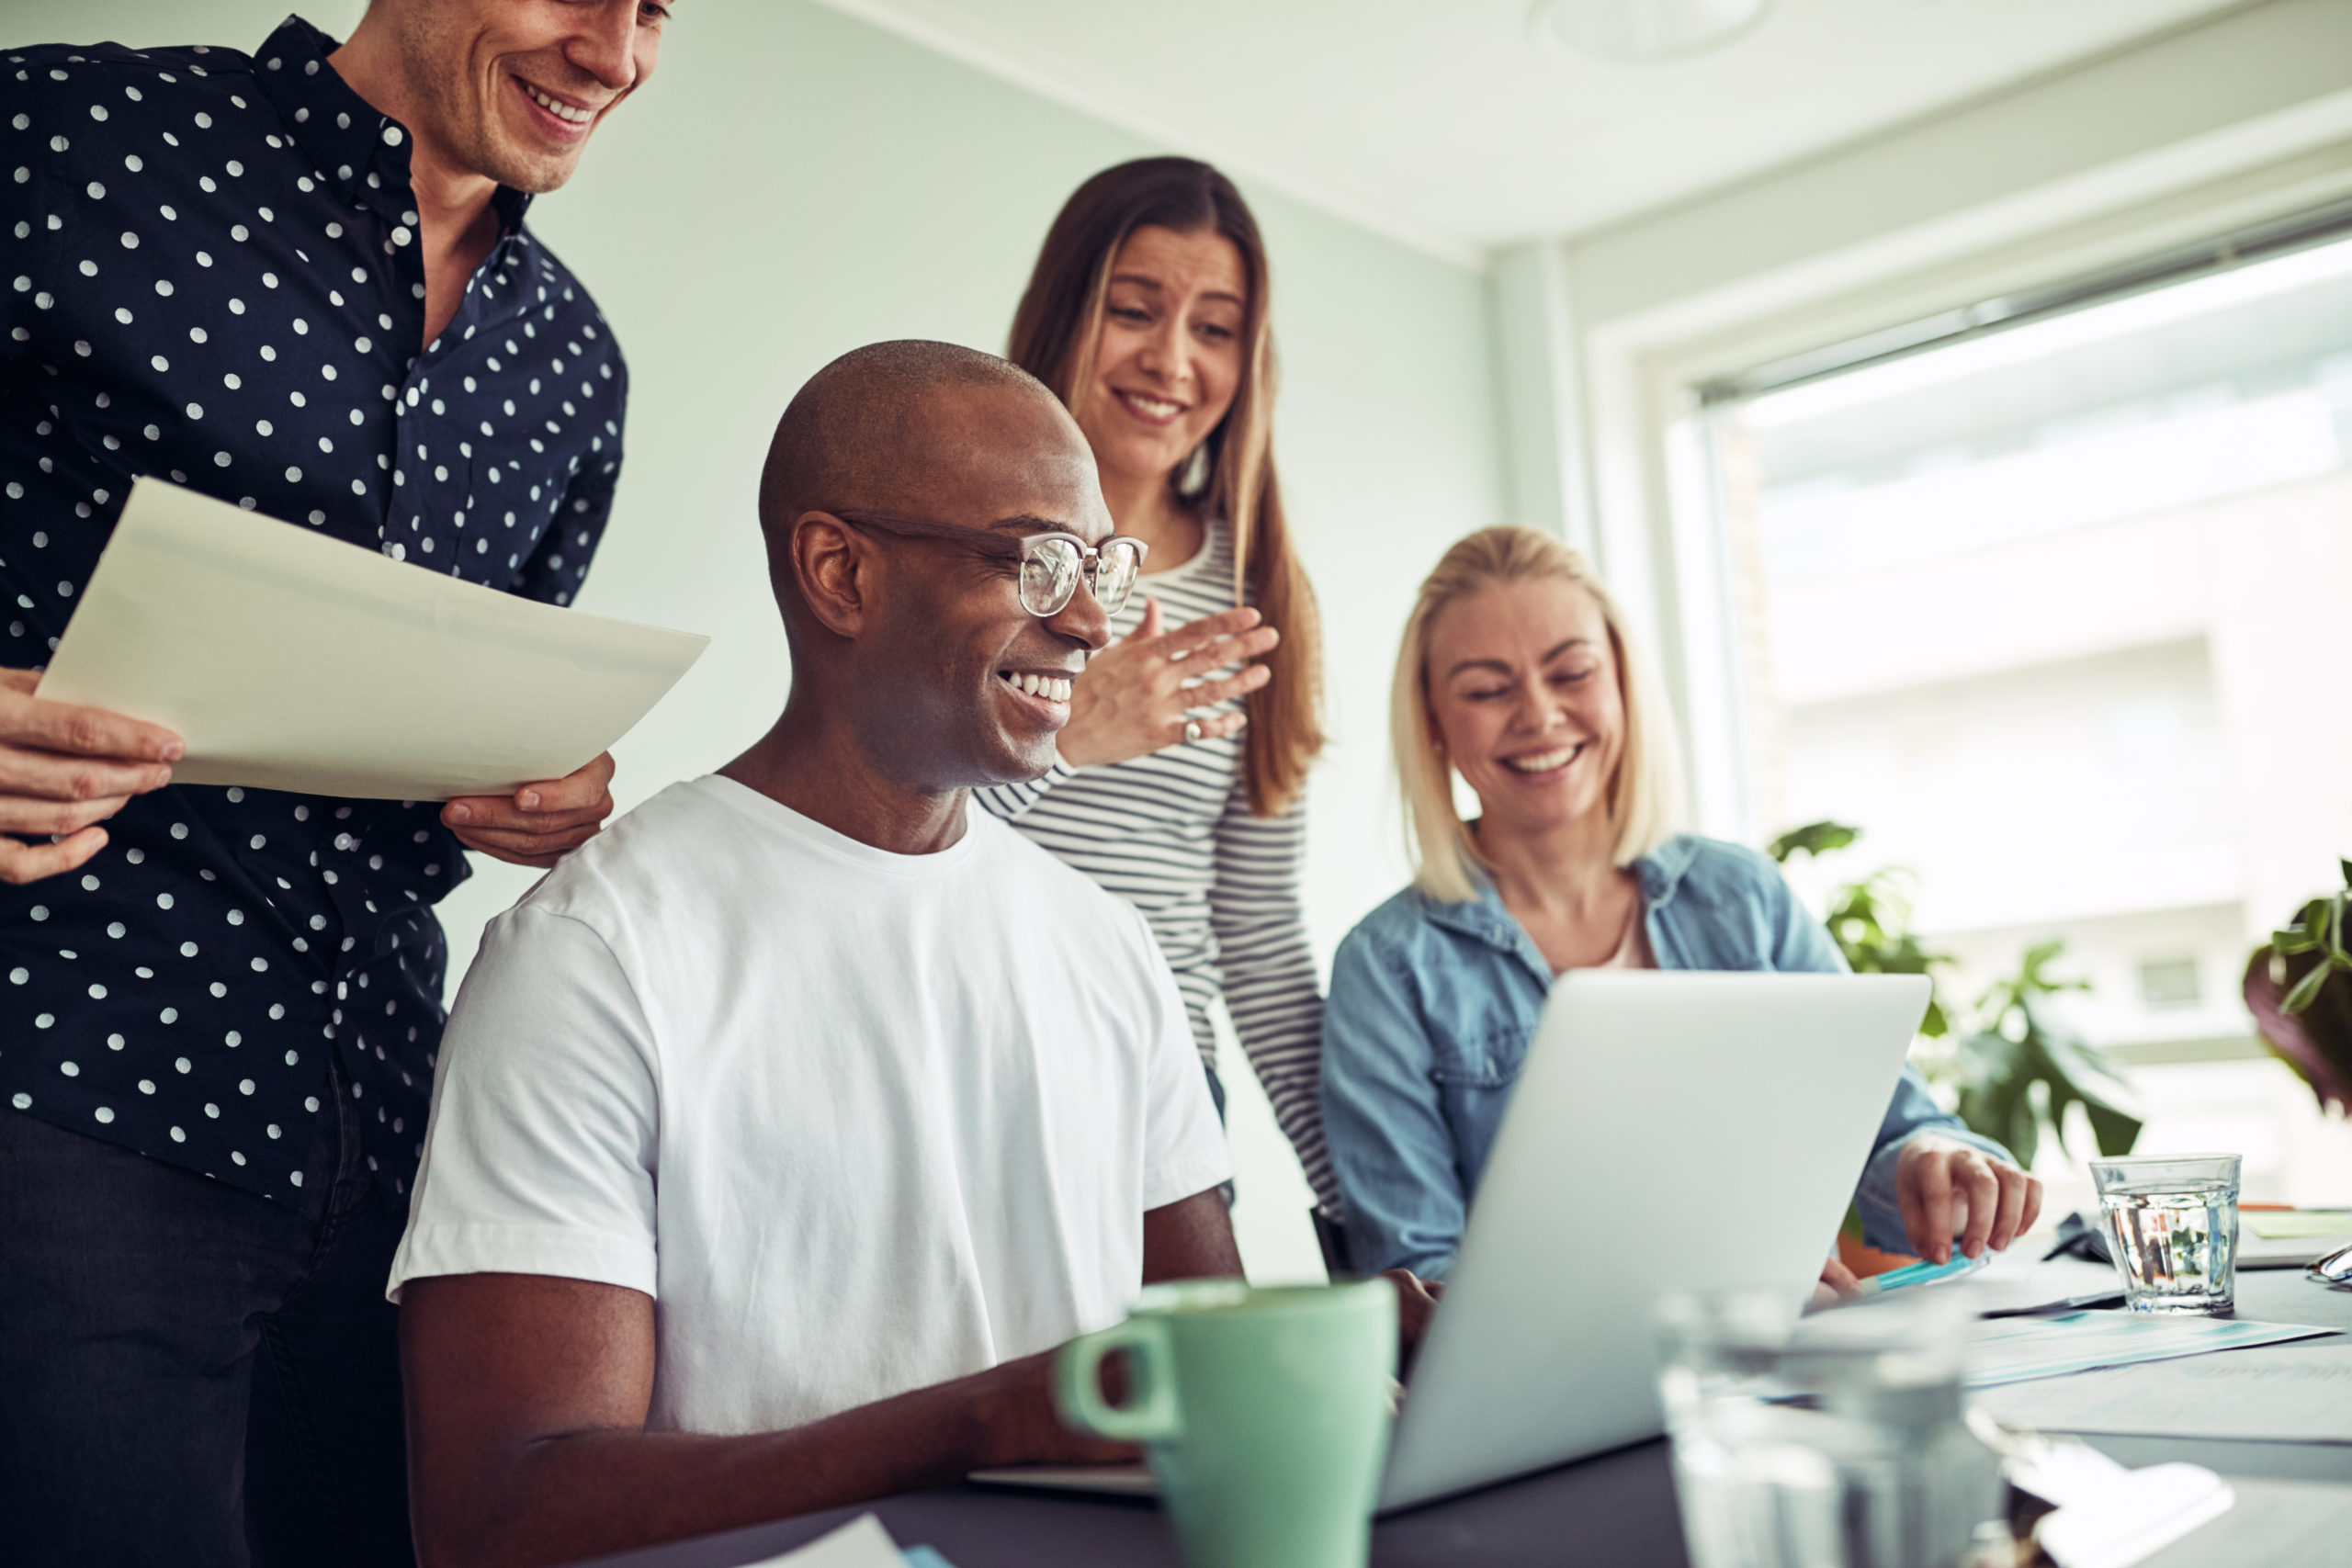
[3,0,1510,1280]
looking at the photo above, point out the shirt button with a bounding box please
[334,833,356,851]
[391,226,413,247]
[381,124,404,147]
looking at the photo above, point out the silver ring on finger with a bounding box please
[1182,716,1204,745]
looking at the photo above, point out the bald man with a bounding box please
[387,342,1243,1565]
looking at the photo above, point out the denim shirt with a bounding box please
[1320,835,2010,1278]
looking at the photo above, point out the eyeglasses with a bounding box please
[830,509,1149,618]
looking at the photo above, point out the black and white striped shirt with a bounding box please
[978,519,1335,1213]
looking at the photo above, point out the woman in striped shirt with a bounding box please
[978,158,1339,1218]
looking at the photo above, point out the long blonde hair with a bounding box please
[1392,526,1681,902]
[1008,157,1323,818]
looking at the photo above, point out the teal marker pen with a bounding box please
[1850,1249,1994,1296]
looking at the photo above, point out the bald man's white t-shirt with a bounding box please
[388,775,1231,1436]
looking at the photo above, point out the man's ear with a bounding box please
[790,511,872,640]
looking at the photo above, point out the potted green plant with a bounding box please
[1770,822,2142,1169]
[2244,860,2352,1115]
[1946,938,2141,1172]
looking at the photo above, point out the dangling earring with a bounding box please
[1176,441,1212,502]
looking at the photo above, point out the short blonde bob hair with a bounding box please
[1392,525,1682,903]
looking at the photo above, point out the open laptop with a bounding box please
[975,969,1930,1513]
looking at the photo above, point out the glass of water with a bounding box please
[1656,1286,2002,1568]
[2089,1153,2241,1314]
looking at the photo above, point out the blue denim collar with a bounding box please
[1412,832,1699,973]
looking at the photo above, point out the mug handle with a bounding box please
[1055,1316,1183,1443]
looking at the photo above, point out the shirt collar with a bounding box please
[1633,833,1697,908]
[1415,833,1696,947]
[1417,871,1511,946]
[252,14,532,233]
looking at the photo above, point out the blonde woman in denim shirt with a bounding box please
[1322,527,2041,1283]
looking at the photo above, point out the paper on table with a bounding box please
[37,479,707,800]
[740,1514,913,1568]
[2142,1479,2352,1568]
[1963,1313,2335,1388]
[1973,1335,2352,1440]
[2038,1462,2233,1568]
[2245,1211,2352,1240]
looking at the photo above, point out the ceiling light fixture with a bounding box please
[1534,0,1775,63]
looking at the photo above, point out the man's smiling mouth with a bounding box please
[998,670,1073,704]
[516,77,600,128]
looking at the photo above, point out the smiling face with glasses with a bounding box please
[797,479,1126,785]
[830,510,1149,620]
[827,507,1146,714]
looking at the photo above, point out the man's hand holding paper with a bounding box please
[444,750,620,868]
[36,479,705,807]
[0,669,183,885]
[6,480,708,884]
[1,665,628,880]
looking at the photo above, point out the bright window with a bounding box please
[1696,225,2352,1202]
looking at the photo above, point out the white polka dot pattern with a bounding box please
[0,19,629,1207]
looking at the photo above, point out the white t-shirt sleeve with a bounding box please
[387,904,662,1303]
[1131,908,1236,1211]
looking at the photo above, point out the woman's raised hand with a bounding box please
[1055,600,1280,769]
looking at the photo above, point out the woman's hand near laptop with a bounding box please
[1815,1140,2041,1303]
[1895,1134,2043,1264]
[0,668,181,884]
[1054,601,1277,767]
[1383,1268,1443,1374]
[1815,1257,1864,1305]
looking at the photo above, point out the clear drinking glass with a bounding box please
[1655,1287,2002,1568]
[2089,1153,2241,1314]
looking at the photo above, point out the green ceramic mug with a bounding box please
[1056,1280,1396,1568]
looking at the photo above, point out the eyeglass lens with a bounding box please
[1020,538,1143,617]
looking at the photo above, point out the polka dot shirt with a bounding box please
[0,17,629,1206]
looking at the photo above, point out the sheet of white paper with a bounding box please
[1974,1333,2352,1440]
[1962,1313,2336,1389]
[37,479,707,800]
[2141,1479,2352,1568]
[2240,1228,2352,1269]
[2039,1463,2233,1568]
[738,1514,908,1568]
[1956,1251,2125,1314]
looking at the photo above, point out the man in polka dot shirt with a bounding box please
[0,5,673,1563]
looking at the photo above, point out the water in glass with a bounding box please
[2098,1179,2238,1314]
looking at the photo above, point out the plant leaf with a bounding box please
[2083,1100,2143,1157]
[1768,820,1860,863]
[2283,961,2333,1014]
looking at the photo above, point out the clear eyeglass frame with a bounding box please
[829,508,1148,617]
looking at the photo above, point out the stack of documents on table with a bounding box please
[742,1514,955,1568]
[2240,1208,2352,1269]
[1958,1249,2123,1315]
[1975,1328,2352,1441]
[39,479,707,800]
[1963,1312,2335,1389]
